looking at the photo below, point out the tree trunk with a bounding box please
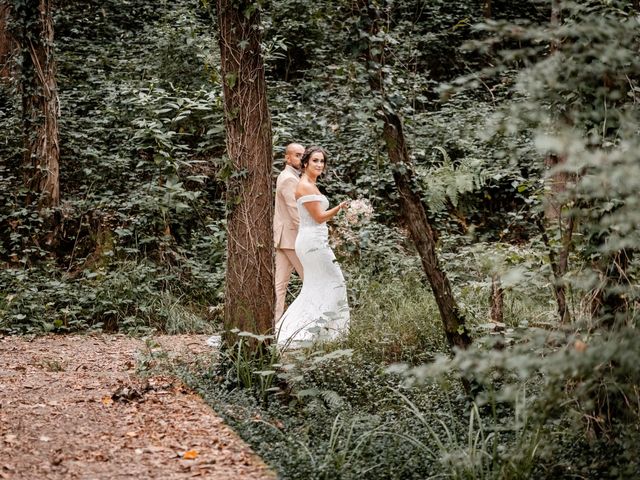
[357,0,472,354]
[490,273,504,324]
[19,0,60,210]
[550,0,561,53]
[382,111,472,352]
[217,0,274,346]
[0,2,15,80]
[483,0,492,20]
[541,0,575,323]
[536,214,573,323]
[538,152,575,323]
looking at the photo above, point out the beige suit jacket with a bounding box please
[274,165,301,249]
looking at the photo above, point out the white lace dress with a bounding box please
[275,194,350,348]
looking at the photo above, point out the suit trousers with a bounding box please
[275,248,304,321]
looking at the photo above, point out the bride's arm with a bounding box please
[304,200,348,224]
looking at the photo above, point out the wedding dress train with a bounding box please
[275,194,350,347]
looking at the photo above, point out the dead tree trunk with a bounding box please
[217,0,274,346]
[19,0,60,210]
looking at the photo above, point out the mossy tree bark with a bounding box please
[216,0,274,347]
[17,0,60,211]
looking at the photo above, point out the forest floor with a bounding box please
[0,334,275,480]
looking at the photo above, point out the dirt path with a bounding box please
[0,334,275,480]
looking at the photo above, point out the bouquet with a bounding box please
[331,198,374,251]
[344,198,374,225]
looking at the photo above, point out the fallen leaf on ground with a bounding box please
[183,449,199,460]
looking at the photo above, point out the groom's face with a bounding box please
[286,144,305,170]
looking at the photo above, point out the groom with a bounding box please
[273,143,305,321]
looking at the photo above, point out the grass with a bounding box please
[345,272,449,364]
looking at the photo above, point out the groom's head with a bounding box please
[285,143,305,170]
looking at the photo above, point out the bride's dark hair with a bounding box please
[300,146,328,171]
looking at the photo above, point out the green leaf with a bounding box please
[225,72,238,89]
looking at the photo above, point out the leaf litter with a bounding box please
[0,334,275,479]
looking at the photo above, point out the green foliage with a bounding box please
[178,332,544,479]
[182,3,639,478]
[0,259,218,334]
[1,0,226,333]
[393,391,541,480]
[181,352,448,479]
[171,263,575,479]
[402,322,640,478]
[218,330,282,403]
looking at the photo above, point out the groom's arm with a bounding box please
[282,177,300,229]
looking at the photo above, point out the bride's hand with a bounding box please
[338,201,349,211]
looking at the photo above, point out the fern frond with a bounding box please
[321,389,344,408]
[418,147,489,212]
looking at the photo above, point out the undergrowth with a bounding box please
[161,265,640,480]
[0,259,219,335]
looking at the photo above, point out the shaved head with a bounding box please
[285,143,305,170]
[286,143,304,155]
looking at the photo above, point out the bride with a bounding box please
[275,146,350,348]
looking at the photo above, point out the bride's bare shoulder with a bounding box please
[295,181,318,199]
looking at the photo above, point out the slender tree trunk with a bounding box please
[356,0,472,356]
[537,213,573,323]
[483,0,492,20]
[19,0,59,210]
[550,0,561,53]
[490,273,504,324]
[540,0,575,323]
[217,0,274,346]
[542,153,575,323]
[357,0,471,353]
[382,111,472,352]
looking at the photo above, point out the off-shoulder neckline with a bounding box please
[296,193,326,202]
